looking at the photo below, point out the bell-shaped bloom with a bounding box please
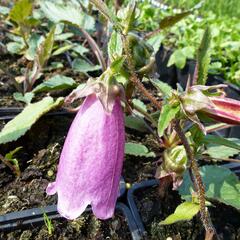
[46,93,125,220]
[202,96,240,125]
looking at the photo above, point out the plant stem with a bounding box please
[173,120,215,240]
[122,35,162,110]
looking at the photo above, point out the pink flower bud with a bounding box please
[46,94,125,220]
[202,97,240,125]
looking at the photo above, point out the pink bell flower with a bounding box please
[46,84,125,220]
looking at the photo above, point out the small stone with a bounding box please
[47,170,54,177]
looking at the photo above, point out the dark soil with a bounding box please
[135,185,240,240]
[0,211,132,240]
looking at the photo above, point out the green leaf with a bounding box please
[168,49,187,69]
[125,116,148,133]
[204,141,240,159]
[0,6,10,15]
[179,165,240,209]
[132,99,147,117]
[40,1,95,31]
[32,75,77,93]
[159,11,192,30]
[147,33,164,53]
[72,58,101,73]
[202,135,240,151]
[9,0,32,25]
[25,33,44,60]
[160,202,200,225]
[150,79,173,98]
[158,105,180,137]
[110,56,125,74]
[108,31,123,62]
[38,26,55,67]
[0,97,63,144]
[196,27,211,85]
[125,142,155,157]
[6,41,24,54]
[52,44,73,56]
[72,44,89,56]
[89,0,118,26]
[5,146,23,160]
[13,92,34,104]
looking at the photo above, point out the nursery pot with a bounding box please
[127,178,240,239]
[0,202,141,240]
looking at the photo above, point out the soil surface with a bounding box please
[0,211,131,240]
[135,185,240,240]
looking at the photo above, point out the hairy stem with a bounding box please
[122,35,162,110]
[173,120,215,239]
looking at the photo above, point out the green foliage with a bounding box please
[150,79,173,98]
[204,138,240,159]
[159,11,192,30]
[179,165,240,209]
[160,201,200,225]
[40,0,95,31]
[125,142,156,157]
[13,92,34,104]
[38,26,55,68]
[196,27,211,85]
[202,135,240,151]
[2,147,22,177]
[0,97,63,144]
[125,116,148,133]
[108,31,123,62]
[9,0,32,25]
[168,47,194,69]
[158,104,180,137]
[43,213,54,235]
[72,59,101,73]
[32,75,77,93]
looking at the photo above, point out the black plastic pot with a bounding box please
[127,167,240,238]
[127,179,159,238]
[0,202,141,240]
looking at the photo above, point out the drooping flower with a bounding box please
[180,85,240,131]
[46,81,125,220]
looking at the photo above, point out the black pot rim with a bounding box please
[0,202,141,240]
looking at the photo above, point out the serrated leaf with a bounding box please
[72,58,101,73]
[40,1,95,31]
[9,0,32,25]
[204,144,240,159]
[158,105,180,137]
[150,79,173,98]
[32,75,77,93]
[202,135,240,151]
[0,97,63,144]
[159,11,191,30]
[179,165,240,209]
[108,31,122,62]
[160,202,200,225]
[38,26,55,67]
[196,27,211,85]
[125,116,148,133]
[125,142,155,157]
